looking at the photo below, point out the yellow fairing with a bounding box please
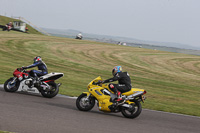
[98,99,113,112]
[89,87,113,112]
[88,77,113,112]
[122,88,145,96]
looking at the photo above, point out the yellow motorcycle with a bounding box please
[76,76,147,118]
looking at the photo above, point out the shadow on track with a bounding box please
[0,86,132,119]
[45,102,126,119]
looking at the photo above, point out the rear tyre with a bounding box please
[121,100,142,119]
[4,78,20,92]
[40,82,59,98]
[76,93,95,111]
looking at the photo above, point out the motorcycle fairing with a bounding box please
[40,72,64,81]
[122,88,145,96]
[88,86,113,112]
[18,80,40,93]
[13,69,29,80]
[98,99,113,112]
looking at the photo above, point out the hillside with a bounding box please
[42,27,200,50]
[0,31,200,117]
[0,15,42,35]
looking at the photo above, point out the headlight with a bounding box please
[18,76,23,81]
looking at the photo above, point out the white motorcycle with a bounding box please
[4,68,64,98]
[75,33,83,40]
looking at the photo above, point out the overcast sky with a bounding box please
[1,0,200,48]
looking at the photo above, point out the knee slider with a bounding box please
[109,84,114,89]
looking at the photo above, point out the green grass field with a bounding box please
[0,131,12,133]
[0,31,200,117]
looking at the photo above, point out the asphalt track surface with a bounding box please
[0,85,200,133]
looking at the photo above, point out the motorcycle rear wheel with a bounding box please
[4,78,20,92]
[40,82,59,98]
[121,100,142,119]
[76,93,95,111]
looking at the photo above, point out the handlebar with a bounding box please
[93,81,103,86]
[17,68,26,72]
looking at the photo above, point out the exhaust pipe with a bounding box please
[57,83,62,87]
[126,91,144,100]
[121,103,131,108]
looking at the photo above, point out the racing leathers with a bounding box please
[103,72,132,94]
[23,60,48,77]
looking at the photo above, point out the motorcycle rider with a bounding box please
[76,32,83,39]
[22,56,48,87]
[4,22,12,31]
[101,66,132,102]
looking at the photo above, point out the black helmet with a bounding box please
[34,56,42,63]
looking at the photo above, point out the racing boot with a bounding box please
[116,91,123,102]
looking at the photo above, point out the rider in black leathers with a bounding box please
[102,66,132,101]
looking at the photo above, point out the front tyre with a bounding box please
[4,78,20,92]
[121,100,142,119]
[76,93,95,111]
[40,82,59,98]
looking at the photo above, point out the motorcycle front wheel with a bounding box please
[121,100,142,119]
[76,93,95,111]
[40,82,59,98]
[4,78,20,92]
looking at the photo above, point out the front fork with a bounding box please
[85,93,91,102]
[82,93,93,104]
[11,77,17,84]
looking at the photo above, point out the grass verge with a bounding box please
[0,31,200,117]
